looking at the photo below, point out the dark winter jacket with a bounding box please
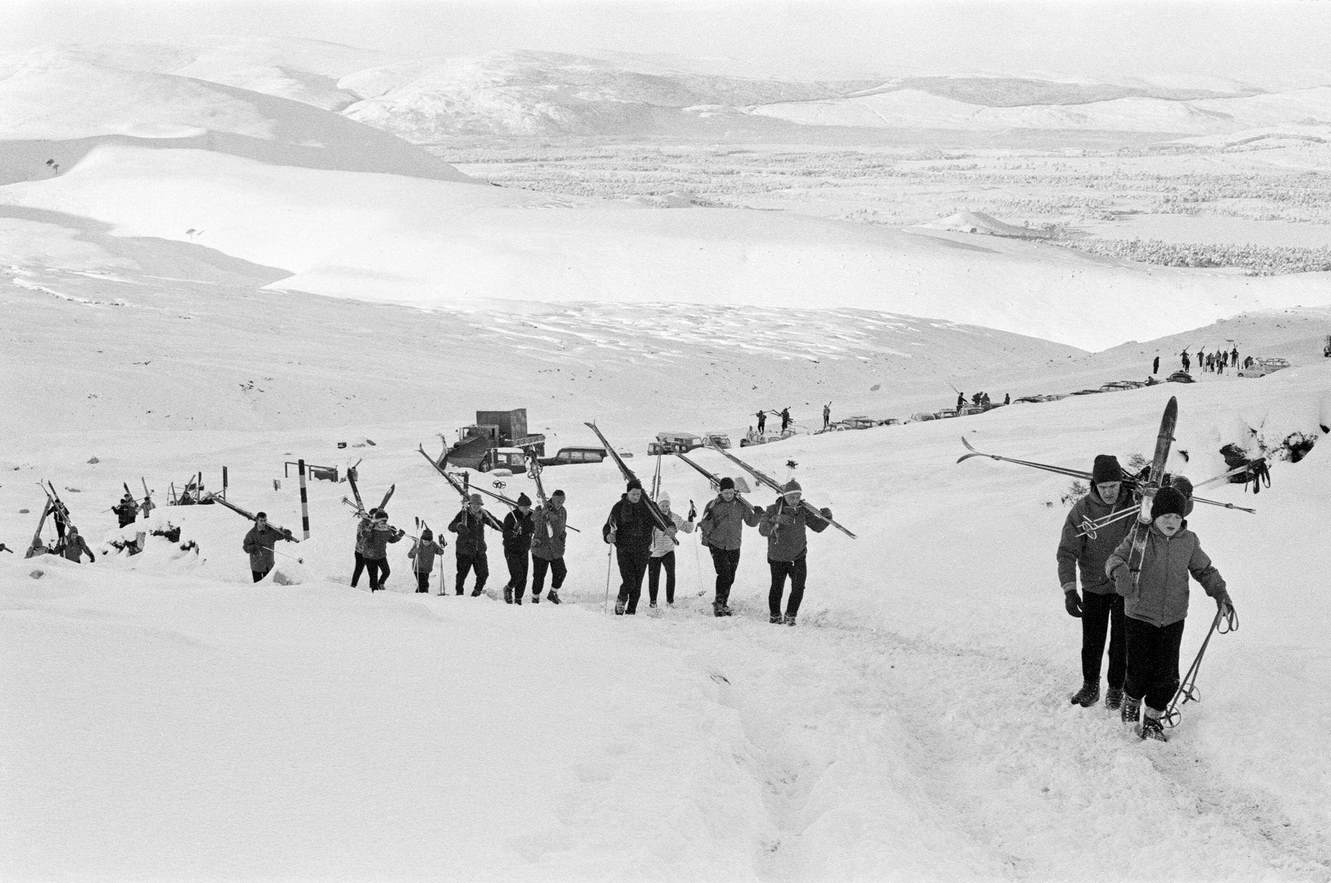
[1056,485,1135,595]
[531,504,568,560]
[58,535,95,563]
[113,498,139,528]
[698,495,760,551]
[361,523,403,561]
[758,498,830,563]
[243,524,290,572]
[1105,526,1229,628]
[502,509,535,555]
[408,538,445,573]
[603,495,655,552]
[449,508,497,557]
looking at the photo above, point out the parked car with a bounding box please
[1237,357,1291,378]
[908,412,937,422]
[1166,370,1195,383]
[648,431,704,455]
[841,416,879,430]
[703,432,732,449]
[539,446,608,467]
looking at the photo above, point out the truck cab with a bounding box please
[648,431,703,455]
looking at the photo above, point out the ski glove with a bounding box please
[819,507,832,520]
[1064,589,1083,618]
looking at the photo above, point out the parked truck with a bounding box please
[443,409,546,473]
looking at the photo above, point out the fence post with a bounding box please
[297,459,311,541]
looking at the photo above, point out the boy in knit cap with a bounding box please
[531,489,568,604]
[502,493,536,604]
[407,527,446,594]
[1106,486,1234,742]
[698,476,761,617]
[758,479,832,626]
[1057,454,1135,709]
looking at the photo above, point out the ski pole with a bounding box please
[1162,604,1238,728]
[263,545,305,565]
[604,546,613,615]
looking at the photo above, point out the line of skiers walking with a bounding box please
[1058,454,1234,742]
[1175,345,1244,375]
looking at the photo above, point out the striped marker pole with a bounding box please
[297,459,311,540]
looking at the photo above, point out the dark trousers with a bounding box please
[351,552,366,587]
[1081,590,1126,688]
[648,552,676,604]
[365,557,389,592]
[531,556,566,595]
[415,571,431,593]
[1124,616,1186,712]
[710,547,741,605]
[251,569,268,583]
[768,555,807,618]
[457,553,488,595]
[505,549,530,599]
[616,546,651,613]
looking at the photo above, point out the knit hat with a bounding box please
[256,511,268,519]
[626,479,643,492]
[516,493,532,507]
[719,476,735,491]
[421,528,433,540]
[1091,455,1124,483]
[1170,476,1195,516]
[658,491,671,506]
[375,510,389,521]
[468,493,482,505]
[552,489,565,499]
[782,479,802,494]
[1150,486,1187,520]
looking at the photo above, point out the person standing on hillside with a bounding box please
[56,525,96,564]
[1058,455,1135,710]
[242,512,291,583]
[407,527,446,594]
[502,494,536,604]
[350,508,376,589]
[603,480,655,615]
[1152,355,1160,375]
[1106,486,1234,742]
[1180,349,1191,372]
[361,510,404,592]
[530,489,568,604]
[450,494,499,597]
[758,479,832,627]
[822,402,831,430]
[780,407,791,433]
[112,492,139,528]
[698,477,761,617]
[647,491,694,609]
[756,410,767,435]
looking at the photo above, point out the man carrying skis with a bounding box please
[756,410,766,435]
[603,479,655,615]
[56,525,96,564]
[112,492,139,528]
[698,477,761,617]
[531,489,569,604]
[1057,455,1134,709]
[502,493,536,604]
[758,479,831,627]
[243,512,291,583]
[449,494,498,597]
[361,510,404,592]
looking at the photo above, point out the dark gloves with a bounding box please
[1064,589,1083,618]
[819,507,833,520]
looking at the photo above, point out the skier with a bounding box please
[756,410,766,435]
[530,489,568,604]
[956,392,966,413]
[449,494,498,597]
[242,511,290,583]
[780,407,791,433]
[603,479,655,615]
[1057,455,1134,709]
[1106,486,1234,741]
[1152,355,1160,375]
[502,493,536,604]
[56,525,96,564]
[407,527,446,594]
[1003,393,1010,405]
[647,491,694,608]
[112,492,139,528]
[361,510,404,592]
[350,508,376,589]
[697,476,761,617]
[140,493,154,519]
[758,479,832,627]
[822,402,831,430]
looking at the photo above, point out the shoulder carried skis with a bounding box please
[705,445,856,539]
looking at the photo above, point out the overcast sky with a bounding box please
[2,0,1329,86]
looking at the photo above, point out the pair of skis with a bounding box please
[584,422,677,544]
[703,444,857,539]
[417,446,505,531]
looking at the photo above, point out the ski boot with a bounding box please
[784,614,797,627]
[547,590,561,605]
[503,586,513,604]
[1138,715,1168,742]
[1104,686,1124,711]
[470,586,484,597]
[614,599,625,615]
[769,614,782,624]
[1121,694,1141,725]
[1070,682,1100,707]
[531,593,540,604]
